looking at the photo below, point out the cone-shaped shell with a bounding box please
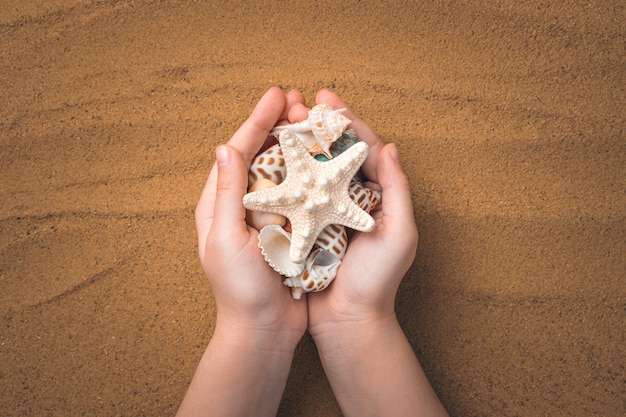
[270,104,351,158]
[309,104,351,157]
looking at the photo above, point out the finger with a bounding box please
[196,87,284,254]
[287,102,310,123]
[210,145,250,242]
[376,143,417,240]
[259,90,305,152]
[283,89,306,120]
[228,86,286,165]
[195,162,218,255]
[315,89,384,182]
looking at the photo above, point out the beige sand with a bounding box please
[1,1,624,415]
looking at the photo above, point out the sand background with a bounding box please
[1,1,624,415]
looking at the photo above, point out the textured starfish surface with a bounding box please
[243,129,375,264]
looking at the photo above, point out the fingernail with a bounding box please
[216,145,230,166]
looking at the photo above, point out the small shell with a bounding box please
[246,179,287,230]
[309,104,351,156]
[257,225,304,277]
[248,144,285,186]
[314,128,358,162]
[283,248,342,299]
[315,224,348,259]
[348,181,382,214]
[271,104,351,158]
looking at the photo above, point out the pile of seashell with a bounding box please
[243,104,381,299]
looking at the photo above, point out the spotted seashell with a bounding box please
[281,222,348,299]
[248,144,285,186]
[283,248,341,300]
[271,104,351,158]
[315,223,348,259]
[348,181,381,214]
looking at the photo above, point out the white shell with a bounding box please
[257,225,304,277]
[246,179,287,230]
[283,248,342,300]
[271,104,351,158]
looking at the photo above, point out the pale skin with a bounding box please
[176,87,449,417]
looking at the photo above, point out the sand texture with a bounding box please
[1,1,625,415]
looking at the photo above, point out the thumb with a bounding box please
[212,145,250,238]
[376,144,418,240]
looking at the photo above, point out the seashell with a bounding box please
[314,128,358,162]
[246,179,287,230]
[348,181,382,214]
[315,223,348,259]
[248,144,285,186]
[257,225,304,277]
[271,104,351,158]
[283,248,342,300]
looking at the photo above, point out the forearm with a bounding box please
[312,315,448,417]
[177,320,297,417]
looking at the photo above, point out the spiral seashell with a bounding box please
[283,248,342,300]
[271,104,351,158]
[248,144,285,186]
[315,223,348,259]
[348,181,382,213]
[283,223,347,299]
[314,128,358,162]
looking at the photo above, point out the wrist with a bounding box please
[212,313,302,355]
[309,312,399,356]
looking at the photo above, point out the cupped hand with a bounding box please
[298,90,419,334]
[195,87,308,344]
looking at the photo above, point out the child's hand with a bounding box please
[195,87,308,344]
[290,89,419,331]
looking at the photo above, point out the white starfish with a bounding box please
[243,129,375,264]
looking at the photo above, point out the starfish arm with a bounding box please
[288,216,326,264]
[338,201,376,232]
[325,141,369,182]
[242,184,291,215]
[279,131,311,171]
